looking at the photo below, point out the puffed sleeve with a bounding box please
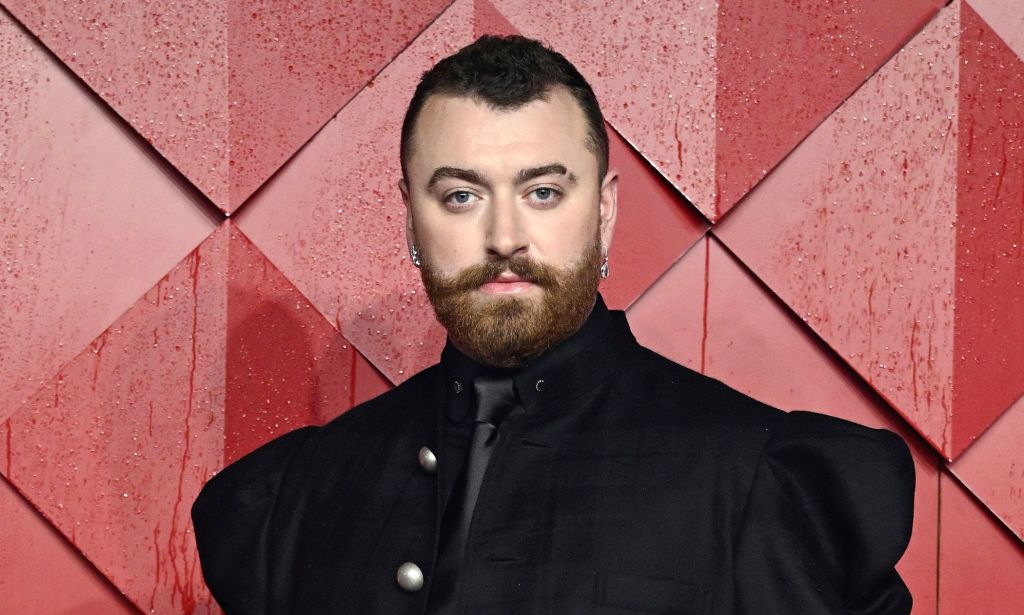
[734,411,915,614]
[191,426,317,615]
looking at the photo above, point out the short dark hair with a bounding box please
[400,35,608,181]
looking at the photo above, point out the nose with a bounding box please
[484,194,528,260]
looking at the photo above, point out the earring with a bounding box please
[410,245,422,268]
[600,247,610,279]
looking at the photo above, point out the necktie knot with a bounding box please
[472,377,516,427]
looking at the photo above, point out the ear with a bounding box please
[399,178,417,254]
[598,170,619,253]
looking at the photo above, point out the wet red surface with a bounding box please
[715,0,944,218]
[716,4,961,456]
[234,0,476,384]
[0,9,217,425]
[951,1,1024,457]
[3,0,449,212]
[939,471,1024,613]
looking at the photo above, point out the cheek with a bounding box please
[532,208,600,263]
[417,219,479,272]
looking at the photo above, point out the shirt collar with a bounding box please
[440,294,615,421]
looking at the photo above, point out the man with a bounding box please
[193,35,914,614]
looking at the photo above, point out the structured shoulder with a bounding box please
[628,345,785,433]
[734,410,915,613]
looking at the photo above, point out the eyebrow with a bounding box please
[426,163,578,190]
[514,164,577,185]
[427,167,488,189]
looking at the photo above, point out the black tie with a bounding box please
[428,376,517,612]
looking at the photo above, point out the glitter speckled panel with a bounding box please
[2,0,231,207]
[490,0,943,221]
[226,0,450,209]
[227,226,367,464]
[489,0,719,218]
[0,476,139,615]
[0,9,218,422]
[939,472,1024,614]
[716,3,961,456]
[714,0,944,218]
[234,0,476,384]
[951,1,1024,458]
[3,0,449,212]
[968,0,1024,61]
[602,124,707,309]
[1,226,231,614]
[627,239,941,612]
[951,393,1024,541]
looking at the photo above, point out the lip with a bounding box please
[479,275,537,295]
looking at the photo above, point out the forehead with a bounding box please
[406,88,595,179]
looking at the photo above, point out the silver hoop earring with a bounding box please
[410,245,422,268]
[600,248,610,279]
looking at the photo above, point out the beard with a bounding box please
[420,236,602,369]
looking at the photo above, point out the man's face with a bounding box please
[401,87,618,368]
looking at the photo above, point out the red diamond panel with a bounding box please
[951,393,1024,540]
[0,476,138,615]
[0,9,217,422]
[938,472,1024,614]
[718,1,980,459]
[0,222,384,612]
[3,0,449,211]
[490,0,943,220]
[714,0,944,218]
[2,227,229,614]
[234,0,475,384]
[226,226,389,464]
[718,0,1024,459]
[968,0,1024,60]
[952,1,1024,458]
[627,238,941,611]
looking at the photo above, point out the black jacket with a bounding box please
[193,302,914,615]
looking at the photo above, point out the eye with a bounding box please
[444,190,479,209]
[527,186,562,207]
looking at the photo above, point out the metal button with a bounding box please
[535,379,545,392]
[452,380,463,394]
[418,446,437,475]
[396,562,424,592]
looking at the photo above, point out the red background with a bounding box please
[1,1,1022,613]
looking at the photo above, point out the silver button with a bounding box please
[418,446,437,475]
[535,379,545,392]
[452,380,463,394]
[396,562,424,592]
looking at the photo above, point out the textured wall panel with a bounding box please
[2,0,449,211]
[939,472,1024,614]
[968,0,1024,60]
[2,0,231,207]
[600,125,707,310]
[717,0,1024,460]
[1,227,230,614]
[0,9,217,421]
[226,0,450,209]
[491,0,943,220]
[714,0,943,217]
[628,238,941,612]
[490,0,719,216]
[952,1,1024,457]
[226,226,363,464]
[234,0,473,384]
[0,477,139,615]
[951,393,1024,540]
[716,3,961,456]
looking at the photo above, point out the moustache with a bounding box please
[441,257,559,293]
